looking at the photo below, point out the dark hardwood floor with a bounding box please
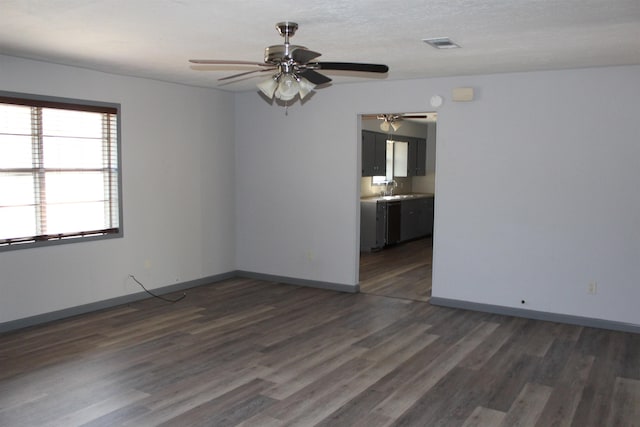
[360,237,432,302]
[1,277,639,426]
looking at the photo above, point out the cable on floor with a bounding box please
[129,274,186,303]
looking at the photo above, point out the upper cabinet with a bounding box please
[407,137,427,176]
[362,130,387,176]
[362,130,426,177]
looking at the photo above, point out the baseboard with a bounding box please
[0,271,358,334]
[430,297,640,334]
[0,272,236,334]
[236,270,359,294]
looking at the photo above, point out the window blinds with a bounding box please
[0,95,120,247]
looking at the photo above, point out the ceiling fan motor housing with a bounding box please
[264,45,307,64]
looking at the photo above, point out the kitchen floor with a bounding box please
[359,236,432,301]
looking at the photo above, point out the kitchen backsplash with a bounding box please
[360,176,412,198]
[360,174,435,198]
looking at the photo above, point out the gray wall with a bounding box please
[2,53,639,329]
[0,55,237,324]
[235,65,640,326]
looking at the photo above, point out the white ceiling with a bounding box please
[2,0,639,92]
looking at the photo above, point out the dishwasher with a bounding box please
[384,201,402,245]
[360,199,402,251]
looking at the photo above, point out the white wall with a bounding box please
[433,66,640,325]
[0,55,236,323]
[235,65,640,325]
[3,56,638,328]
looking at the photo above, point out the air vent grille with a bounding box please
[423,37,461,49]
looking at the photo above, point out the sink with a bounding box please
[379,195,413,201]
[362,193,433,202]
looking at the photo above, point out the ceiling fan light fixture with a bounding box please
[297,77,315,99]
[275,73,299,101]
[257,76,279,98]
[378,114,402,132]
[198,22,388,105]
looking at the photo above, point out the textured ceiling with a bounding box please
[1,0,639,92]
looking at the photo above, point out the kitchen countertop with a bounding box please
[361,193,434,203]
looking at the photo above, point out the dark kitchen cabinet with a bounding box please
[385,201,402,245]
[362,130,426,177]
[400,198,419,242]
[362,130,387,176]
[361,195,434,252]
[407,137,427,176]
[420,197,434,236]
[400,197,433,241]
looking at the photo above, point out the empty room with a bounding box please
[1,1,639,425]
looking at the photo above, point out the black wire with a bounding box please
[129,274,186,303]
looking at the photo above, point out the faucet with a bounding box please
[385,179,398,196]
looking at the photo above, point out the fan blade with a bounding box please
[218,68,276,81]
[292,48,322,64]
[189,59,269,67]
[299,70,332,85]
[314,62,389,73]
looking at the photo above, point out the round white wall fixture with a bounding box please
[430,95,443,108]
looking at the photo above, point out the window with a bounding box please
[0,92,121,250]
[371,139,409,184]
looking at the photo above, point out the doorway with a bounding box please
[358,112,437,301]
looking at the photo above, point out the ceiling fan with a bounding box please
[189,22,389,102]
[363,113,431,132]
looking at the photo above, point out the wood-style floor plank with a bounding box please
[606,377,640,427]
[499,382,553,427]
[359,237,432,301]
[462,406,507,427]
[534,352,594,427]
[372,321,500,420]
[1,277,638,426]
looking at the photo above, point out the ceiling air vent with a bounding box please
[423,37,460,49]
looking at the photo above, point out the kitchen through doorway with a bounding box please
[358,112,436,302]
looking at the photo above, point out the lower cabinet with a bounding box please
[361,196,434,252]
[400,197,434,242]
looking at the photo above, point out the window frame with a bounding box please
[0,91,123,252]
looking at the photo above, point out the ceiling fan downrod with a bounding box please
[276,21,298,44]
[275,22,298,66]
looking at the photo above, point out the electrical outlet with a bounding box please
[587,281,597,295]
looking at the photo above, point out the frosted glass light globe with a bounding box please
[275,74,299,101]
